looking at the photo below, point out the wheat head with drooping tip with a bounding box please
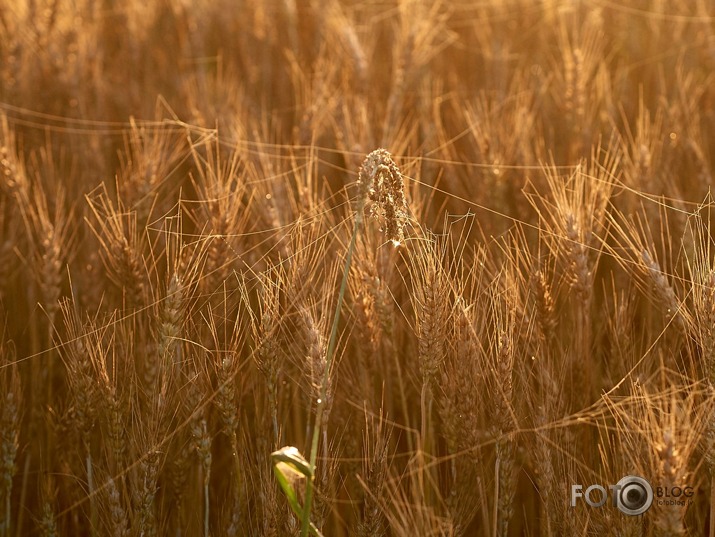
[358,148,408,245]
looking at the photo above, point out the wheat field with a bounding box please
[1,0,714,535]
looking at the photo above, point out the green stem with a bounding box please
[301,202,364,537]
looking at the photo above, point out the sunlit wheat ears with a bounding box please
[357,148,408,245]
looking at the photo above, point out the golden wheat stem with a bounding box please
[419,380,434,504]
[86,452,97,537]
[204,481,209,537]
[191,417,212,537]
[492,455,499,537]
[420,381,430,444]
[0,368,18,537]
[393,347,415,458]
[228,430,242,514]
[2,492,7,537]
[710,471,715,537]
[16,454,29,537]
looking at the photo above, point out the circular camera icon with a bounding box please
[615,475,653,516]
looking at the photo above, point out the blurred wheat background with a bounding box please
[1,0,714,535]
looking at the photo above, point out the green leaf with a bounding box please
[271,446,313,478]
[270,446,324,537]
